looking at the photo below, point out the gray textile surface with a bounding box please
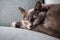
[0,26,59,40]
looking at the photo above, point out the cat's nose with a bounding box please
[26,24,32,29]
[26,24,33,30]
[26,26,31,29]
[29,25,34,30]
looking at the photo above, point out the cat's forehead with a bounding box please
[27,8,34,15]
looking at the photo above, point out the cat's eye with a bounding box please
[33,11,39,19]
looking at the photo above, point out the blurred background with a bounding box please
[0,0,60,26]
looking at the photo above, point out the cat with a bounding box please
[11,1,60,38]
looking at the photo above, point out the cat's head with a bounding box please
[19,1,48,29]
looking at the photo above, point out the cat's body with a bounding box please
[31,4,60,38]
[11,1,60,38]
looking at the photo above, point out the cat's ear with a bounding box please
[34,1,42,11]
[19,7,26,18]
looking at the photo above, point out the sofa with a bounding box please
[0,27,59,40]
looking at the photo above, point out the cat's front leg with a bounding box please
[11,21,22,28]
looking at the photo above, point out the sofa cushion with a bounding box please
[0,27,59,40]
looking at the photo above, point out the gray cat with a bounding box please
[11,1,60,38]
